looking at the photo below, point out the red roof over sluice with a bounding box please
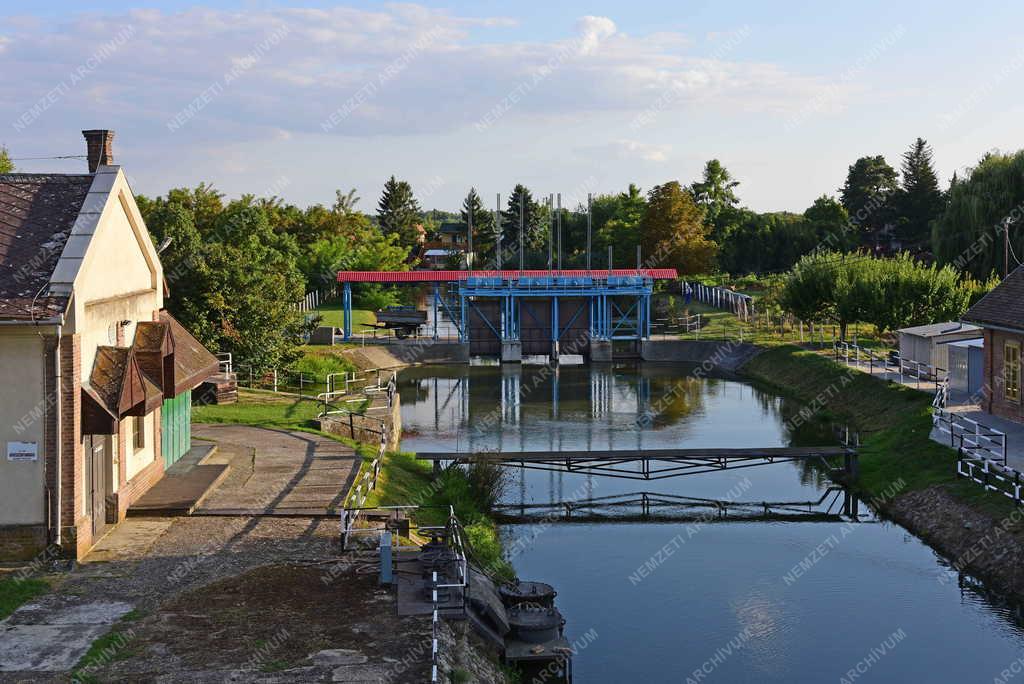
[336,269,678,283]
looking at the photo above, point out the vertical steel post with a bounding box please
[519,192,524,273]
[548,194,554,272]
[433,283,439,341]
[587,193,592,271]
[467,201,473,273]
[557,193,562,271]
[342,281,353,340]
[496,193,502,270]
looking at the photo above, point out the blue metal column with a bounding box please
[342,282,352,340]
[459,287,468,343]
[432,283,439,340]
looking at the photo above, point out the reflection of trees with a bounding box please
[646,376,706,427]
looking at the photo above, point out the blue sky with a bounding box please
[2,1,1022,213]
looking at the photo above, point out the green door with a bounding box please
[161,391,192,468]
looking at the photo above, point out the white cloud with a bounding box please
[580,140,672,162]
[0,5,845,146]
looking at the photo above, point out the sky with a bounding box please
[1,0,1022,213]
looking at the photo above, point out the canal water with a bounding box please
[399,363,1024,683]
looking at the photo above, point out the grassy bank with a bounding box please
[362,451,514,581]
[743,346,1016,517]
[0,577,49,620]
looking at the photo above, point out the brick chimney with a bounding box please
[82,129,115,172]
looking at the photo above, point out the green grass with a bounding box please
[314,301,376,330]
[0,577,48,620]
[71,609,143,683]
[743,346,1019,518]
[193,389,325,430]
[362,451,514,581]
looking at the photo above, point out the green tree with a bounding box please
[461,187,495,265]
[933,150,1024,278]
[839,156,899,247]
[691,159,740,242]
[0,146,13,173]
[377,176,422,249]
[803,195,855,252]
[332,188,360,215]
[593,184,646,266]
[503,184,544,263]
[639,182,716,275]
[896,138,945,248]
[142,187,307,371]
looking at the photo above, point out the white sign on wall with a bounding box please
[7,441,38,462]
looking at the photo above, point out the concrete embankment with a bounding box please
[640,339,764,372]
[342,340,469,369]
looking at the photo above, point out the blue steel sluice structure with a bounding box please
[335,268,678,362]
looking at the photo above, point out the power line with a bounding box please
[9,154,87,161]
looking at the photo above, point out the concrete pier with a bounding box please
[501,340,522,363]
[589,339,612,362]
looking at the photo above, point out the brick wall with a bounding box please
[0,525,48,561]
[985,329,1024,423]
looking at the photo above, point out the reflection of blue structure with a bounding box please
[337,269,674,361]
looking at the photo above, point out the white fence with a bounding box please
[832,341,947,389]
[932,408,1007,465]
[294,288,333,313]
[688,282,755,319]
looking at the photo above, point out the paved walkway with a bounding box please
[191,425,361,516]
[0,426,365,681]
[934,395,1024,471]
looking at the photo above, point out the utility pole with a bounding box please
[1006,219,1011,279]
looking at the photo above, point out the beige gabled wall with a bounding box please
[0,331,47,525]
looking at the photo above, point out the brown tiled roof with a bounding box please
[88,346,130,415]
[160,310,219,395]
[963,266,1024,333]
[0,174,93,320]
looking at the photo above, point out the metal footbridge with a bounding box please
[416,446,858,481]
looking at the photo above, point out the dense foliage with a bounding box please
[139,182,410,369]
[932,150,1024,279]
[0,147,12,174]
[779,251,987,338]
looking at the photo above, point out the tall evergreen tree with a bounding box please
[839,155,899,248]
[897,138,945,249]
[377,176,422,249]
[691,159,740,241]
[0,146,13,174]
[502,184,543,264]
[461,187,495,265]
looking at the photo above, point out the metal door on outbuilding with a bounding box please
[161,391,192,468]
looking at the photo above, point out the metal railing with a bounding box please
[933,408,1007,465]
[956,455,1024,505]
[833,342,946,389]
[340,429,387,551]
[215,352,233,375]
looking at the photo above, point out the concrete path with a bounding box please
[0,596,134,673]
[191,425,361,516]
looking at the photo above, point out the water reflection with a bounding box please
[399,363,1024,684]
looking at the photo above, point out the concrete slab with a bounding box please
[0,624,110,671]
[0,599,133,672]
[83,519,175,564]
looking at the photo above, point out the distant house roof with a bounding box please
[963,266,1024,333]
[438,221,466,234]
[0,174,94,321]
[897,322,981,338]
